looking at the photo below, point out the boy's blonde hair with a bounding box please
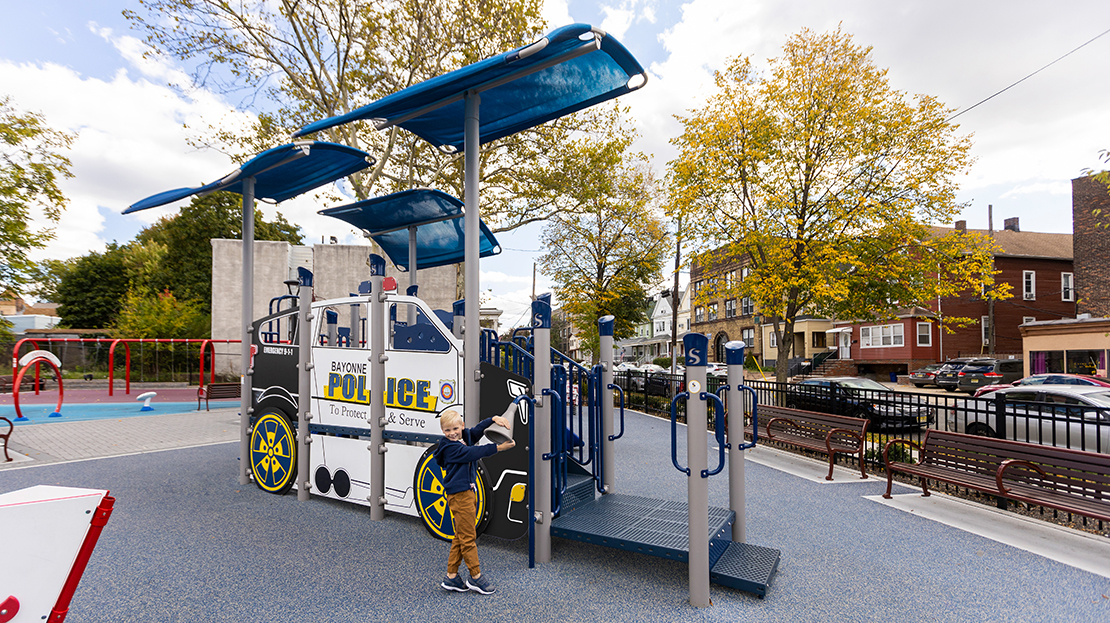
[439,409,463,430]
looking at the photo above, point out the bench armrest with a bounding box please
[996,459,1048,495]
[765,417,799,442]
[883,438,920,468]
[825,427,864,453]
[0,416,11,438]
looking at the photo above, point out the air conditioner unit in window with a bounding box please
[1023,292,1035,300]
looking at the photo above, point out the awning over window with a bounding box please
[825,327,853,334]
[125,141,375,213]
[292,24,647,152]
[318,189,500,271]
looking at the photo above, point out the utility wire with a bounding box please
[947,26,1110,122]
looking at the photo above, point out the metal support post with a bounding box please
[296,268,313,502]
[725,340,747,543]
[368,254,387,520]
[684,333,710,607]
[349,298,360,348]
[238,176,256,485]
[599,315,615,494]
[532,297,552,563]
[452,299,465,340]
[463,90,481,427]
[408,225,418,326]
[325,309,337,346]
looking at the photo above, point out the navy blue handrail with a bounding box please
[701,391,727,478]
[509,393,538,569]
[607,383,625,441]
[541,387,566,515]
[670,391,691,476]
[735,385,759,451]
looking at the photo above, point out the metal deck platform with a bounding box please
[550,493,779,596]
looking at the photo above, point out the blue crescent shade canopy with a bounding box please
[318,189,500,271]
[125,141,375,213]
[292,24,647,152]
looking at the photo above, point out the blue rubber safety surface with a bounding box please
[2,401,238,424]
[2,410,1108,622]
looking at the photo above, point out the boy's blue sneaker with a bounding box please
[440,575,469,592]
[466,574,495,595]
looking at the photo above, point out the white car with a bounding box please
[946,385,1110,453]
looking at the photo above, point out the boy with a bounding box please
[433,408,515,595]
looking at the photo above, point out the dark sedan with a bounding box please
[786,376,935,430]
[935,358,994,392]
[909,364,944,388]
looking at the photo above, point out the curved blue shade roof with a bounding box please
[319,189,500,271]
[293,24,647,152]
[125,142,375,213]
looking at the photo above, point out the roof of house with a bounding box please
[930,226,1073,260]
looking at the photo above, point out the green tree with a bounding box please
[24,258,76,302]
[115,289,208,339]
[0,97,74,293]
[538,120,669,363]
[56,244,130,329]
[124,0,619,233]
[136,191,302,313]
[668,28,1001,381]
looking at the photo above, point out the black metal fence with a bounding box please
[612,371,1110,462]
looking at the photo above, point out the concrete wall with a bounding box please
[211,240,459,374]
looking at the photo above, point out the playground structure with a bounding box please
[127,24,778,605]
[6,338,239,422]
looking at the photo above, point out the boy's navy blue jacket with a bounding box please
[433,418,498,495]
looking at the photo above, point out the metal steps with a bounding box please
[710,541,781,598]
[550,493,779,596]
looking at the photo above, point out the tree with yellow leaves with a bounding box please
[668,28,1002,380]
[539,107,670,361]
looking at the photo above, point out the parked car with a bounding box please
[946,385,1110,453]
[644,372,685,398]
[934,358,993,392]
[908,364,945,388]
[706,362,728,378]
[972,373,1110,398]
[785,377,935,430]
[956,359,1024,394]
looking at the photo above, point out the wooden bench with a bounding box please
[745,405,869,481]
[198,382,242,411]
[1,416,13,462]
[882,429,1110,523]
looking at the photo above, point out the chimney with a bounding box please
[1003,217,1020,232]
[955,220,966,231]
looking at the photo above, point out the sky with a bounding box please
[3,1,1110,328]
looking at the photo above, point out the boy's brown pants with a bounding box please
[446,489,480,576]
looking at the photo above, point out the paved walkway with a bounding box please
[2,407,239,467]
[2,409,1108,622]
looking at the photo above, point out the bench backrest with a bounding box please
[922,430,1110,498]
[761,405,869,440]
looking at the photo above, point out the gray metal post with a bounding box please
[296,268,313,502]
[533,298,553,563]
[725,340,747,543]
[368,254,387,520]
[325,309,337,346]
[238,176,256,485]
[408,225,418,326]
[684,332,710,607]
[463,90,481,427]
[349,298,360,348]
[599,315,615,494]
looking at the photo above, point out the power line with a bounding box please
[947,26,1110,122]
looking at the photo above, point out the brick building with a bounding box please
[689,255,764,363]
[932,219,1075,360]
[1071,175,1110,317]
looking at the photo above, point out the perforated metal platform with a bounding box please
[710,541,781,598]
[550,494,733,563]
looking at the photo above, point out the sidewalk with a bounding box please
[2,407,239,468]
